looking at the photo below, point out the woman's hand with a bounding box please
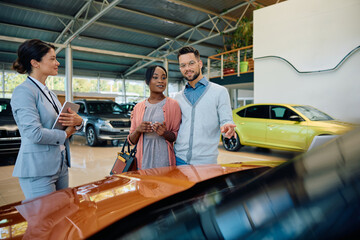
[136,121,153,133]
[152,121,166,136]
[152,122,175,142]
[65,126,76,138]
[58,108,83,127]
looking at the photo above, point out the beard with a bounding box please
[183,69,200,82]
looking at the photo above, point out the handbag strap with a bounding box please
[121,138,137,156]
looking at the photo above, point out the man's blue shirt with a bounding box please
[184,77,209,105]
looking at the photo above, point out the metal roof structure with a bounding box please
[0,0,286,83]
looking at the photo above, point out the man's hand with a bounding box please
[220,123,237,139]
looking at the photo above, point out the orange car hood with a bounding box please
[0,164,269,239]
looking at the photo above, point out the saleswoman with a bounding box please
[11,39,83,200]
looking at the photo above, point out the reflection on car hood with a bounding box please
[0,163,275,239]
[326,120,358,127]
[316,120,358,130]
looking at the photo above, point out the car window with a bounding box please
[78,103,85,114]
[293,105,333,121]
[236,109,246,117]
[87,102,124,114]
[119,103,135,113]
[0,100,12,116]
[244,105,269,119]
[271,106,300,121]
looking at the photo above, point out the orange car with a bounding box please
[1,127,359,240]
[0,163,275,239]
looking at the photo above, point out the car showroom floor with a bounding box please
[0,136,299,207]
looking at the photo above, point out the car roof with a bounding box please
[235,103,308,110]
[0,163,276,239]
[75,99,115,102]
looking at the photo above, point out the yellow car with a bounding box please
[223,103,355,152]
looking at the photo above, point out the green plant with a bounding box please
[222,16,253,61]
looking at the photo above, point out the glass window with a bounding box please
[168,82,179,95]
[47,76,65,91]
[73,77,98,92]
[100,79,119,93]
[236,109,246,117]
[272,106,297,120]
[293,105,333,121]
[271,106,287,119]
[87,102,124,114]
[245,99,253,105]
[4,72,26,93]
[244,105,269,119]
[78,103,85,114]
[271,106,302,121]
[126,80,144,100]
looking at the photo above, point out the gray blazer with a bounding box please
[11,78,71,177]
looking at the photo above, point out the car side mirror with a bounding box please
[289,115,302,121]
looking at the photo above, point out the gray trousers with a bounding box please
[18,150,69,201]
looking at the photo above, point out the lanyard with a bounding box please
[28,77,59,115]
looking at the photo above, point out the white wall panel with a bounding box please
[253,0,360,123]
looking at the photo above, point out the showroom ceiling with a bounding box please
[0,0,286,82]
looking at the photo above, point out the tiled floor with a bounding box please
[0,136,298,207]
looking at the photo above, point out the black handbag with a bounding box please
[110,139,137,175]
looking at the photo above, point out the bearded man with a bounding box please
[174,46,236,165]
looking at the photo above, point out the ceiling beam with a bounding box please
[55,0,124,54]
[0,1,212,37]
[92,0,212,33]
[91,21,222,49]
[0,2,73,20]
[0,35,178,63]
[0,22,156,53]
[1,2,221,51]
[54,0,93,44]
[166,0,238,22]
[124,1,253,77]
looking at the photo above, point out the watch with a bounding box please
[75,120,84,131]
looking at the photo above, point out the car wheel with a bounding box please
[86,126,98,146]
[222,133,242,151]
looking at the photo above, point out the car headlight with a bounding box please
[98,119,111,127]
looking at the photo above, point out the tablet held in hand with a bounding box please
[52,102,80,130]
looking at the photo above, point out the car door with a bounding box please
[266,106,308,151]
[235,105,269,145]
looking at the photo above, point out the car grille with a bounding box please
[0,129,21,138]
[0,130,21,152]
[110,121,130,128]
[99,130,128,136]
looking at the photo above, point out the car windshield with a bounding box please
[87,102,124,114]
[293,105,333,121]
[0,100,12,116]
[119,104,134,113]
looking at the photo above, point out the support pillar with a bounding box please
[122,78,126,103]
[65,45,73,102]
[1,64,5,98]
[163,58,169,96]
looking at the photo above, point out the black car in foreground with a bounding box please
[1,127,359,239]
[0,98,21,157]
[74,99,131,146]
